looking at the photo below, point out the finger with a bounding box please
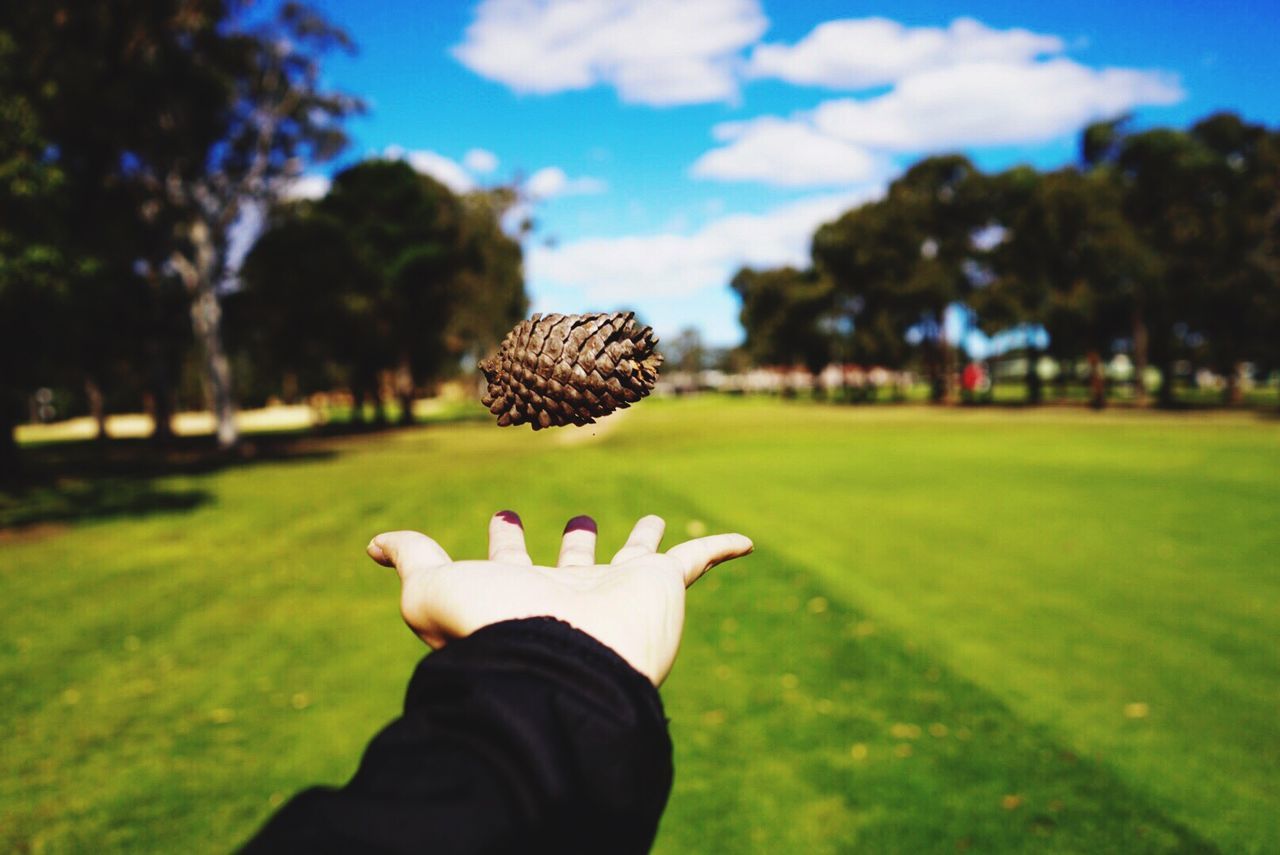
[665,533,754,587]
[557,515,598,567]
[488,510,533,565]
[610,515,666,564]
[367,530,452,581]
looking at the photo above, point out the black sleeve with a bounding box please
[239,617,673,854]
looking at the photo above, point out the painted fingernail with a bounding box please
[564,515,597,534]
[495,510,522,527]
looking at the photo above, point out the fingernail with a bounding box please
[564,515,597,534]
[495,510,522,527]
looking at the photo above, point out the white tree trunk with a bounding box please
[190,285,238,448]
[177,219,239,449]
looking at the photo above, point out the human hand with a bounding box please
[367,512,753,686]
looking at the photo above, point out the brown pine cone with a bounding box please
[479,312,663,429]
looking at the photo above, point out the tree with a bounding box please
[239,160,529,426]
[888,156,994,402]
[666,327,708,375]
[967,166,1048,403]
[4,1,360,448]
[812,199,916,373]
[1081,112,1280,406]
[814,156,992,401]
[1184,114,1280,402]
[232,216,374,403]
[1080,122,1212,406]
[154,3,360,446]
[1257,170,1280,389]
[977,165,1152,407]
[730,266,833,375]
[0,30,66,472]
[5,2,194,443]
[317,160,464,424]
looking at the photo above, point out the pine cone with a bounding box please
[479,312,663,429]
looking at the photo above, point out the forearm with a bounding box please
[241,618,673,854]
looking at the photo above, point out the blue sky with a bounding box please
[290,0,1280,345]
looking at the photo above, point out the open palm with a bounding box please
[367,511,753,686]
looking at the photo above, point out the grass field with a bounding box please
[2,399,1277,852]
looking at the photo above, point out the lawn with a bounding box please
[2,399,1277,852]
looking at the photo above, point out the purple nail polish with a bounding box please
[564,515,597,535]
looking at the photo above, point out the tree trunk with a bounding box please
[1132,311,1149,405]
[926,340,946,404]
[147,351,176,444]
[351,386,367,427]
[370,373,387,426]
[149,387,175,443]
[1086,350,1106,410]
[396,355,416,426]
[175,220,238,450]
[1224,362,1243,407]
[943,341,958,404]
[190,285,238,448]
[1157,357,1177,408]
[1025,347,1043,405]
[282,371,299,405]
[85,377,108,441]
[0,390,19,482]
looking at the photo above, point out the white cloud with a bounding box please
[747,16,1062,89]
[379,145,477,192]
[691,117,887,187]
[463,147,500,174]
[527,188,882,305]
[401,149,476,193]
[809,58,1181,150]
[696,58,1181,186]
[524,166,607,200]
[692,16,1182,187]
[283,173,331,201]
[452,0,768,106]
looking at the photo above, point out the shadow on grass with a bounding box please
[1,432,344,531]
[2,401,498,532]
[0,478,212,530]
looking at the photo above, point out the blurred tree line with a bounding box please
[0,1,526,472]
[733,112,1280,408]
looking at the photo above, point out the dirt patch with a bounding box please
[0,521,70,546]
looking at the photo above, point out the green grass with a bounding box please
[2,399,1277,852]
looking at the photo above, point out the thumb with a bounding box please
[367,530,452,580]
[666,533,754,587]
